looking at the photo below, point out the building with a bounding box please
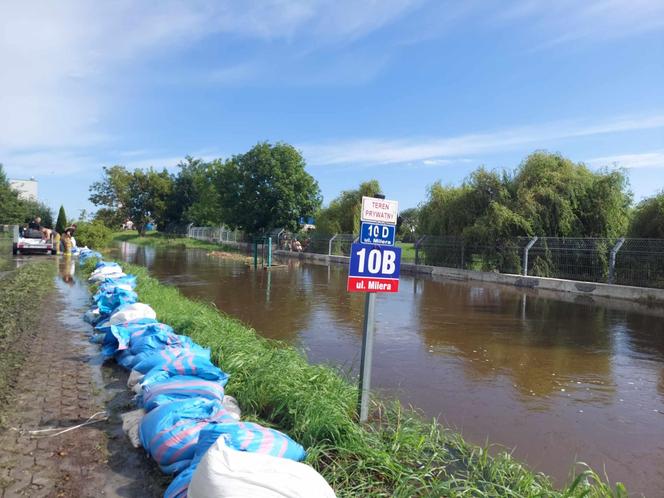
[9,178,38,201]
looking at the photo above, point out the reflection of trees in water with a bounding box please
[416,279,615,399]
[616,312,664,363]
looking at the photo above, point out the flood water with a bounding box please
[116,243,664,496]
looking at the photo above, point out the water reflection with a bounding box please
[115,243,664,496]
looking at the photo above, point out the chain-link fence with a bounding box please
[188,226,249,244]
[185,227,664,289]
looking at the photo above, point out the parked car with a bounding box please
[12,227,57,255]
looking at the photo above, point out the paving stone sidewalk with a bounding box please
[0,275,165,498]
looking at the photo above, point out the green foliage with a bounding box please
[0,164,24,223]
[75,220,112,248]
[315,180,381,235]
[55,205,67,234]
[164,156,223,227]
[397,207,419,242]
[93,207,124,229]
[217,142,322,233]
[420,152,631,241]
[89,165,173,235]
[629,191,664,238]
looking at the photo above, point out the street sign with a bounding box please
[361,196,398,225]
[360,222,396,246]
[347,243,401,293]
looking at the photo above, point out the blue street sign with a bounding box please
[360,222,396,246]
[347,243,401,293]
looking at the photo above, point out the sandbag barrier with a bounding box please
[83,260,335,498]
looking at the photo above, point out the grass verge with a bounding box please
[111,231,243,253]
[0,261,56,420]
[84,259,627,497]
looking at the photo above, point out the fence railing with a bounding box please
[186,227,664,289]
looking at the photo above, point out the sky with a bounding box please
[1,0,663,218]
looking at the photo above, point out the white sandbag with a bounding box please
[127,369,144,389]
[222,395,241,421]
[109,303,157,325]
[121,408,146,449]
[89,271,126,283]
[188,438,336,498]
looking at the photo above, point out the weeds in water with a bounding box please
[85,259,627,497]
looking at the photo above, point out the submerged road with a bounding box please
[116,242,664,496]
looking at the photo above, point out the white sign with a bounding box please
[361,196,399,225]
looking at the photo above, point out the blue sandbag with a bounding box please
[95,261,120,269]
[141,357,229,386]
[138,398,236,474]
[131,344,211,375]
[140,375,225,411]
[134,347,228,385]
[196,421,306,462]
[99,319,161,358]
[96,287,138,314]
[164,464,195,498]
[129,329,185,355]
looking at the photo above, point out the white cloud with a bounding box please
[300,112,664,167]
[493,0,664,47]
[0,0,419,156]
[587,151,664,169]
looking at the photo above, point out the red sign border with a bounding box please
[347,276,399,293]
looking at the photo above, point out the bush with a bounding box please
[75,220,112,249]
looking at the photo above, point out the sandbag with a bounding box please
[222,395,241,421]
[96,287,138,314]
[195,421,306,462]
[133,346,227,383]
[99,319,162,358]
[121,408,145,449]
[109,303,157,325]
[140,375,225,411]
[164,464,196,498]
[138,399,236,474]
[188,438,336,498]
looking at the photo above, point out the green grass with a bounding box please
[396,241,416,263]
[111,231,242,253]
[0,261,56,418]
[84,258,627,497]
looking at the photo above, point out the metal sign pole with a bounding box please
[357,292,377,422]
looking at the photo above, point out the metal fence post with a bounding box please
[328,234,338,256]
[415,236,425,266]
[608,237,625,284]
[523,236,538,276]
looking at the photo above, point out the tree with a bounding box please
[418,152,631,241]
[0,164,24,223]
[125,169,173,235]
[217,142,321,233]
[397,207,420,242]
[315,180,382,234]
[55,205,67,234]
[629,192,664,238]
[164,157,223,228]
[89,166,173,235]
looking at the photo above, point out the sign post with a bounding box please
[350,196,400,422]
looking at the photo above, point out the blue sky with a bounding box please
[1,0,663,218]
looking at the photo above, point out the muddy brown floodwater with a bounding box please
[116,243,664,497]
